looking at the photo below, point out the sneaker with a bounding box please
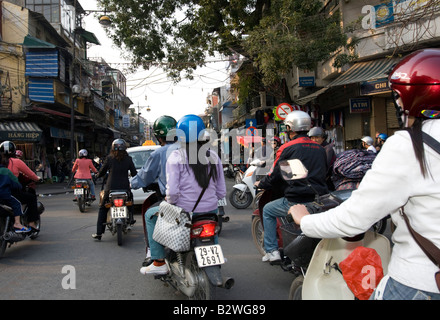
[262,250,281,262]
[140,262,168,275]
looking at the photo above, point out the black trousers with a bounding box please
[12,190,39,223]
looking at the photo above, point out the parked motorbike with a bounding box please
[105,190,133,246]
[72,179,94,212]
[229,159,265,209]
[277,159,391,300]
[0,183,44,257]
[142,194,234,300]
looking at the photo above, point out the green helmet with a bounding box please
[153,115,177,139]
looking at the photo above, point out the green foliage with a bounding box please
[98,0,355,89]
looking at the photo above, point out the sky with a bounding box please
[79,0,230,124]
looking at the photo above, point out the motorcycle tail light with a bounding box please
[113,199,124,207]
[191,221,218,238]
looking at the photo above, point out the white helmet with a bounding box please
[284,111,311,132]
[361,136,374,146]
[79,149,88,157]
[308,127,325,137]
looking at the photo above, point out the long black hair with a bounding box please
[183,142,218,189]
[405,118,430,178]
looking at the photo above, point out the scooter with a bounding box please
[0,182,44,257]
[142,194,234,300]
[105,190,134,246]
[72,179,94,213]
[277,159,391,300]
[229,159,265,209]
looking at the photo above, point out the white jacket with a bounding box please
[301,119,440,294]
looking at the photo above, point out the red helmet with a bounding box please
[389,48,440,119]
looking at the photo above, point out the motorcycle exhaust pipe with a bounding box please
[220,277,234,289]
[3,231,25,242]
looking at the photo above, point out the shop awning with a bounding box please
[296,87,329,105]
[0,122,42,142]
[75,28,101,45]
[327,57,400,87]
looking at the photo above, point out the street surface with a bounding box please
[0,178,293,300]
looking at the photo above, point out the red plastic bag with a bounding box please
[339,246,384,300]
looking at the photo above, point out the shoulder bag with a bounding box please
[400,131,440,290]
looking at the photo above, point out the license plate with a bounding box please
[195,244,225,267]
[74,188,84,195]
[111,206,127,218]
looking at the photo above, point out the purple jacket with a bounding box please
[165,149,226,213]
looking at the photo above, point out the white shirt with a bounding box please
[301,119,440,293]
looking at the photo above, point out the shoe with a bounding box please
[140,262,168,275]
[142,257,153,267]
[262,250,281,262]
[92,233,102,240]
[14,226,31,233]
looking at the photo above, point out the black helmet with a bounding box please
[111,139,127,151]
[0,141,16,156]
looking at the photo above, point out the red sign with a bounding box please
[276,103,293,120]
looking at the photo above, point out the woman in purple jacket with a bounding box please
[141,114,226,275]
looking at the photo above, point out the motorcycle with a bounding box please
[0,182,44,257]
[105,190,133,246]
[229,159,265,209]
[277,159,391,300]
[72,179,94,212]
[142,194,234,300]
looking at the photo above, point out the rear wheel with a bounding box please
[78,196,86,213]
[185,251,215,300]
[117,224,123,246]
[0,217,8,258]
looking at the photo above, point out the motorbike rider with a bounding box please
[72,149,98,200]
[0,153,31,232]
[0,141,40,232]
[254,111,328,262]
[140,114,226,275]
[130,115,178,266]
[375,133,388,152]
[92,139,137,240]
[361,136,377,153]
[308,127,336,190]
[289,48,440,300]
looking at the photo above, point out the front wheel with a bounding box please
[251,215,265,256]
[229,188,253,209]
[288,275,304,300]
[0,217,8,258]
[185,251,216,300]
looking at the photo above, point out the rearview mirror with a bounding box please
[279,159,308,181]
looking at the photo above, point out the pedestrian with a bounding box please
[92,139,137,240]
[288,48,440,300]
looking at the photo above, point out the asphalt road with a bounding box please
[0,178,293,301]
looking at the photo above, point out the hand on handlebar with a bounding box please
[288,204,310,225]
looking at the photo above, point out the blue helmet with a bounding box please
[378,133,388,141]
[176,114,206,143]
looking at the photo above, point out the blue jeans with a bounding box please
[145,205,218,260]
[262,197,296,253]
[371,276,440,300]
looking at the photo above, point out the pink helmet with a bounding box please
[15,150,23,158]
[389,48,440,119]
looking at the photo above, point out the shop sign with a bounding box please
[360,78,390,95]
[299,76,315,87]
[349,98,371,113]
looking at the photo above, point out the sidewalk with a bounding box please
[35,181,74,196]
